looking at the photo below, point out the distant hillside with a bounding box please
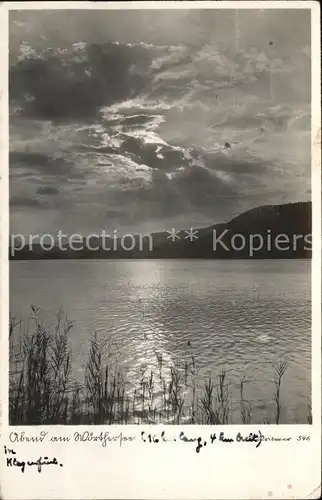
[10,201,312,260]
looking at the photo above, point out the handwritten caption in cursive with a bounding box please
[4,430,310,463]
[4,445,63,473]
[140,430,302,453]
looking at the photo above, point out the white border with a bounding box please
[0,2,321,499]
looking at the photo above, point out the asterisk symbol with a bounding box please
[184,228,199,241]
[166,228,180,242]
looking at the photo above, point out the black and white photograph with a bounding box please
[8,7,313,427]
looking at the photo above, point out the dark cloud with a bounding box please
[172,165,236,214]
[68,173,87,180]
[36,185,60,195]
[9,151,74,175]
[8,9,311,236]
[9,43,154,120]
[10,195,47,208]
[10,151,52,167]
[104,164,238,226]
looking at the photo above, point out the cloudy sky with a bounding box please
[9,8,311,238]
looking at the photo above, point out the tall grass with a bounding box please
[273,360,288,425]
[9,307,311,425]
[9,306,74,424]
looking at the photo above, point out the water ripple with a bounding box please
[10,259,311,423]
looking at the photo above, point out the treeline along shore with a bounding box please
[9,202,312,259]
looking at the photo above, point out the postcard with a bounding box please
[0,2,321,499]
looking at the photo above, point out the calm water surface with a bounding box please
[10,259,311,424]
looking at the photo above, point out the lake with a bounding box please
[10,259,311,424]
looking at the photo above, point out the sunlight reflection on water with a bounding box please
[10,259,311,423]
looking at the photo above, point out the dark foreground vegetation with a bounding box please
[9,307,312,425]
